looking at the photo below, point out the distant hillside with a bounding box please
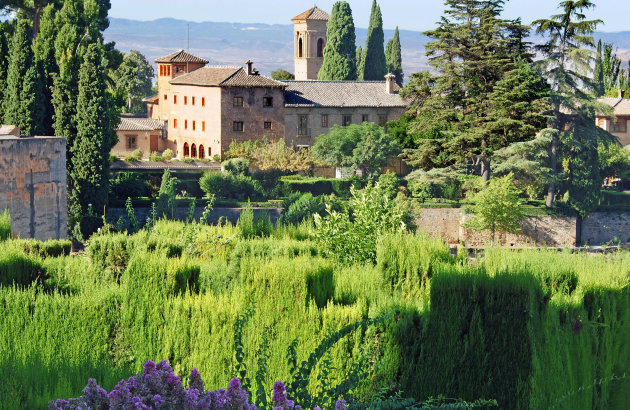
[104,17,630,77]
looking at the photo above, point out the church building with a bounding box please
[134,6,406,160]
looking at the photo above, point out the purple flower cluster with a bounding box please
[50,360,346,410]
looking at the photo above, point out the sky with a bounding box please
[109,0,630,32]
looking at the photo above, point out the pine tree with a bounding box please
[533,0,608,212]
[593,39,604,96]
[69,43,113,238]
[0,22,14,122]
[360,0,386,81]
[19,63,47,136]
[385,26,403,86]
[318,1,357,81]
[2,19,33,129]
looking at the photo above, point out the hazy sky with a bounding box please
[109,0,630,32]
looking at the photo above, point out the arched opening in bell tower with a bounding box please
[317,38,324,57]
[298,38,303,58]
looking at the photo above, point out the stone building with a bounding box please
[292,6,329,81]
[0,126,67,240]
[597,91,630,148]
[113,116,169,158]
[284,74,406,147]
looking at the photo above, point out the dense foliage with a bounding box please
[318,1,357,81]
[358,0,386,81]
[385,26,403,86]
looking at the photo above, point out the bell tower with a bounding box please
[292,6,330,80]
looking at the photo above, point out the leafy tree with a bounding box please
[312,122,400,176]
[0,0,60,38]
[359,0,386,81]
[2,19,33,129]
[464,173,524,245]
[271,69,294,81]
[533,0,610,212]
[598,142,630,182]
[385,26,403,86]
[318,1,357,81]
[68,43,113,238]
[156,169,178,219]
[112,49,154,113]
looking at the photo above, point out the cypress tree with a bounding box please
[385,26,403,86]
[318,1,357,80]
[356,45,363,74]
[593,39,604,97]
[360,0,386,81]
[19,63,47,136]
[69,43,113,238]
[2,19,33,129]
[0,22,14,122]
[32,4,58,135]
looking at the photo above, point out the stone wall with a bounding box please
[0,136,67,240]
[583,212,630,244]
[415,208,462,244]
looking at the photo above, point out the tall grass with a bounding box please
[0,209,11,241]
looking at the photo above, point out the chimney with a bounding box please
[619,88,626,99]
[245,60,253,75]
[385,73,396,94]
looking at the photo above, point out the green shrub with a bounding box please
[0,243,46,287]
[0,210,11,241]
[378,172,402,200]
[149,152,165,162]
[222,158,250,176]
[176,179,204,198]
[17,239,72,258]
[110,172,150,199]
[281,193,325,225]
[162,149,174,161]
[282,177,366,197]
[86,233,132,281]
[200,172,263,201]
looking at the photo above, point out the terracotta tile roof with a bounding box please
[597,98,630,116]
[111,160,220,171]
[169,66,285,88]
[154,50,209,64]
[284,81,405,108]
[292,6,330,22]
[117,118,165,132]
[143,94,159,103]
[169,66,241,86]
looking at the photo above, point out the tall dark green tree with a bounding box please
[533,0,609,213]
[359,0,386,81]
[18,62,47,135]
[0,21,14,121]
[385,26,403,86]
[2,19,33,129]
[318,1,357,80]
[32,3,57,135]
[69,43,114,238]
[0,0,61,38]
[593,39,604,96]
[355,45,363,73]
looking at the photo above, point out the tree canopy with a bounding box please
[318,1,357,81]
[385,26,403,86]
[359,0,386,81]
[112,49,154,113]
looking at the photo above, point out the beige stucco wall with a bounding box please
[157,62,206,122]
[597,116,630,148]
[220,86,286,156]
[293,20,327,80]
[0,136,67,240]
[169,84,223,159]
[113,129,170,158]
[284,106,407,147]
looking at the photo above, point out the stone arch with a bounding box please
[317,38,324,57]
[298,37,303,58]
[199,145,205,159]
[183,142,189,158]
[191,143,197,158]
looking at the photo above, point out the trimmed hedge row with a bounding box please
[282,178,366,197]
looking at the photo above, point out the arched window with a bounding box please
[317,38,324,57]
[183,142,189,158]
[191,143,197,158]
[298,38,303,58]
[208,147,212,158]
[199,145,205,159]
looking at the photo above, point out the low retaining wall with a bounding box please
[416,208,630,247]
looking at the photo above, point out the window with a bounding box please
[191,144,197,158]
[298,38,303,58]
[321,114,328,128]
[183,142,189,157]
[378,115,388,127]
[342,115,352,126]
[160,66,163,76]
[164,94,168,101]
[167,66,171,76]
[263,97,273,107]
[176,66,184,73]
[264,121,272,130]
[298,115,308,136]
[192,121,196,131]
[233,121,244,132]
[174,95,177,104]
[317,38,324,58]
[597,118,605,128]
[362,114,369,123]
[185,120,188,130]
[202,97,205,107]
[199,145,205,159]
[202,121,206,132]
[612,120,627,133]
[192,97,195,106]
[126,135,137,149]
[173,119,177,128]
[233,96,244,107]
[184,96,188,105]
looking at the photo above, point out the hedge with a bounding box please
[282,178,366,197]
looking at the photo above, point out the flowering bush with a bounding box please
[50,360,347,410]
